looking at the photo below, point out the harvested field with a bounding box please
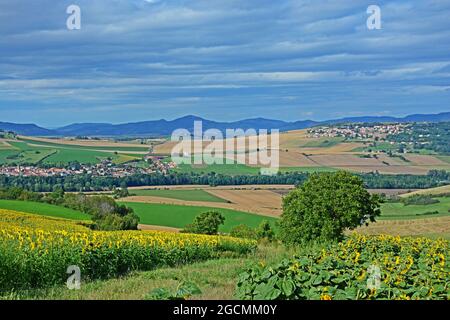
[338,165,431,175]
[403,154,448,166]
[19,136,151,149]
[124,190,283,217]
[138,224,180,233]
[206,189,282,216]
[354,216,450,237]
[400,185,450,198]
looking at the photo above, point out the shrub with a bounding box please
[230,224,257,240]
[279,171,381,245]
[256,220,275,241]
[182,211,225,235]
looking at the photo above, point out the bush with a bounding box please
[230,224,257,240]
[182,211,225,235]
[256,220,275,241]
[401,194,440,206]
[279,171,381,244]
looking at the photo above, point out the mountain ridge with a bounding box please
[1,112,449,136]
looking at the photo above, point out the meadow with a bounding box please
[120,202,278,232]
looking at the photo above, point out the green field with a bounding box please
[0,200,90,220]
[379,196,450,220]
[130,189,227,203]
[120,202,277,232]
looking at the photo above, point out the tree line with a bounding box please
[0,170,448,192]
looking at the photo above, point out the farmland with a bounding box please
[130,189,227,203]
[151,127,450,175]
[0,137,146,165]
[120,202,278,232]
[0,210,256,292]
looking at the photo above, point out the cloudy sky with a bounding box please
[0,0,449,127]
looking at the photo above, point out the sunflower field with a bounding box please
[236,234,449,300]
[0,210,256,291]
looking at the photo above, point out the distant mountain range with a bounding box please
[1,112,449,137]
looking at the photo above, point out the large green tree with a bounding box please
[279,171,381,244]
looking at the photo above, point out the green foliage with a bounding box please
[236,235,450,300]
[182,211,225,235]
[0,187,139,230]
[145,281,202,300]
[1,170,449,193]
[113,187,130,199]
[256,220,275,241]
[230,224,257,239]
[279,171,381,244]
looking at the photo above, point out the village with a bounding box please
[307,123,409,140]
[0,157,177,178]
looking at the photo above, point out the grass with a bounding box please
[0,200,90,221]
[5,244,293,300]
[130,189,228,203]
[379,196,450,220]
[120,202,278,232]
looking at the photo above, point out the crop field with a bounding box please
[130,189,228,203]
[0,200,90,220]
[174,163,261,175]
[120,202,278,232]
[0,210,256,291]
[152,129,450,175]
[355,216,450,238]
[400,185,450,197]
[205,189,282,216]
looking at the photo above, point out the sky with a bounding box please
[0,0,449,127]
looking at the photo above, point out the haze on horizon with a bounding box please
[0,0,449,127]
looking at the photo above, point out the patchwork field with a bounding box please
[130,189,227,203]
[120,202,278,232]
[153,129,450,175]
[0,137,144,165]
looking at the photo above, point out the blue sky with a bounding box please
[0,0,449,127]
